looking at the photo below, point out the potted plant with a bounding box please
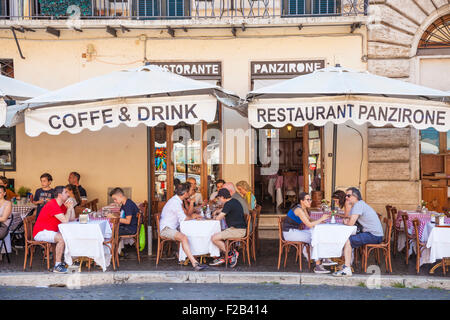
[17,187,31,204]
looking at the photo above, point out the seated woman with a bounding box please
[66,184,82,221]
[331,190,352,217]
[236,181,256,210]
[282,192,334,274]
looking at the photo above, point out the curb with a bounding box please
[0,271,449,290]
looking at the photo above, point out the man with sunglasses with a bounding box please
[332,187,383,277]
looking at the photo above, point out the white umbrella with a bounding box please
[0,74,49,100]
[247,65,450,132]
[9,65,244,136]
[246,65,450,193]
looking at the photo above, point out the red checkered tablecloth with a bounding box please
[396,211,450,242]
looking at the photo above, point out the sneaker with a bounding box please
[229,250,239,268]
[313,264,331,274]
[193,263,208,271]
[209,258,225,266]
[53,263,68,274]
[332,266,352,277]
[322,258,338,266]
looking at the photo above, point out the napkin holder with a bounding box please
[438,215,445,226]
[79,213,89,224]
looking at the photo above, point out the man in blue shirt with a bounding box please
[108,187,139,235]
[333,187,384,277]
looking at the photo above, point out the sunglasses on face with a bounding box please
[305,198,312,202]
[346,194,352,198]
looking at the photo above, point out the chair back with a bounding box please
[278,216,286,242]
[376,212,383,221]
[283,171,299,190]
[109,217,120,244]
[139,200,149,227]
[84,198,99,211]
[250,209,257,236]
[136,212,142,232]
[23,216,35,242]
[400,212,413,239]
[155,212,162,239]
[390,207,398,224]
[243,213,252,239]
[385,205,392,220]
[412,219,421,244]
[382,218,393,245]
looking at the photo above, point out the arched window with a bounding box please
[418,14,450,54]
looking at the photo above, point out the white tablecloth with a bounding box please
[311,224,357,260]
[425,226,450,265]
[179,220,221,262]
[59,220,112,271]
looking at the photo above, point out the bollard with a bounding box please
[147,226,152,256]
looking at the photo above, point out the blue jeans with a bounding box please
[349,232,383,249]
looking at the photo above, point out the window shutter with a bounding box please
[138,0,160,17]
[288,0,305,15]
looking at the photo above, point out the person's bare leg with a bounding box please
[343,240,352,267]
[175,232,198,266]
[211,233,226,253]
[54,233,65,264]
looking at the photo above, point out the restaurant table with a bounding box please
[396,211,450,266]
[178,219,221,262]
[395,211,447,252]
[426,226,450,273]
[58,218,112,271]
[1,203,37,254]
[311,223,357,261]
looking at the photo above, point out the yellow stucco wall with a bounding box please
[0,25,367,207]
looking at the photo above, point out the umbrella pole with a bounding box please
[147,127,152,256]
[331,124,338,196]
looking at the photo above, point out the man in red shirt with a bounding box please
[33,185,74,273]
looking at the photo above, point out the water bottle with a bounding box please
[206,205,211,219]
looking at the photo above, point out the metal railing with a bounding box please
[0,0,368,20]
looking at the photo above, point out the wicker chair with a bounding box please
[277,216,311,271]
[361,218,393,273]
[400,212,415,265]
[412,218,427,274]
[117,212,143,266]
[225,213,252,267]
[391,207,402,256]
[103,217,120,270]
[249,206,261,261]
[155,212,180,266]
[23,215,54,271]
[252,204,262,259]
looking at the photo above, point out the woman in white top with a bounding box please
[0,185,12,240]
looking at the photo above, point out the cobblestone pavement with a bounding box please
[1,239,448,277]
[0,283,448,300]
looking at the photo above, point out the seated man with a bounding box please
[210,188,247,268]
[68,172,87,206]
[333,187,384,277]
[222,182,249,215]
[33,185,75,274]
[209,179,225,201]
[108,187,139,236]
[160,183,208,271]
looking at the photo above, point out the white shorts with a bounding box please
[34,230,58,243]
[283,229,312,243]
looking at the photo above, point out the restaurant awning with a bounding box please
[0,74,49,100]
[8,65,244,136]
[246,66,450,132]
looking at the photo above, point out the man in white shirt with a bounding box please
[160,183,208,271]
